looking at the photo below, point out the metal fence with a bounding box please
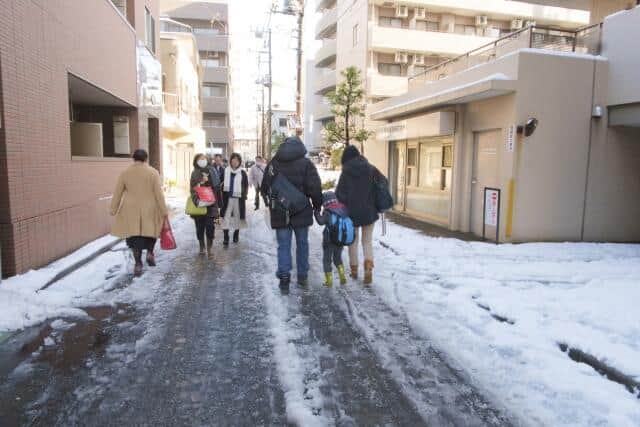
[410,23,602,84]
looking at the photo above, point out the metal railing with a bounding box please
[410,23,602,84]
[160,18,193,34]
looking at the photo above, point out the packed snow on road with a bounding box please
[1,185,639,426]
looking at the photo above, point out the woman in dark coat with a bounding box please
[190,153,221,257]
[220,152,249,246]
[336,145,380,285]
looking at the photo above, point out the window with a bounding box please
[379,16,403,28]
[378,63,402,76]
[279,118,288,128]
[454,24,476,35]
[203,114,227,127]
[353,24,359,46]
[200,51,226,68]
[194,21,226,35]
[412,65,427,76]
[203,83,226,97]
[145,7,155,53]
[407,147,418,187]
[416,20,439,32]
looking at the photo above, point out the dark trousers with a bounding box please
[254,186,261,208]
[194,215,215,241]
[322,241,344,273]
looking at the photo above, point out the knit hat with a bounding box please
[322,191,338,208]
[341,145,360,165]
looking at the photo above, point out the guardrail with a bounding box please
[409,23,602,84]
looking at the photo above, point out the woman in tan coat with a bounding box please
[110,149,168,276]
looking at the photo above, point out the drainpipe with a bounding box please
[580,58,599,241]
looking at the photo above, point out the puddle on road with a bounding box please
[0,303,139,424]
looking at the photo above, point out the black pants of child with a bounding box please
[194,215,215,241]
[323,241,343,273]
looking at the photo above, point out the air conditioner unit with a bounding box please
[413,54,425,65]
[525,20,536,27]
[395,5,408,18]
[395,51,409,63]
[415,7,426,19]
[511,19,523,30]
[475,15,488,27]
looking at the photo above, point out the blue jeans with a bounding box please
[276,226,309,280]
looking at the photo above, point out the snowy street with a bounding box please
[1,194,639,426]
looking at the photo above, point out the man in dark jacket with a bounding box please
[336,145,380,285]
[261,136,322,292]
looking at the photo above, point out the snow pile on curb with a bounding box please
[373,222,640,426]
[0,235,121,332]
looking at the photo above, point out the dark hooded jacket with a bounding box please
[261,137,322,229]
[336,149,379,227]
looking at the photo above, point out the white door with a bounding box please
[471,130,500,238]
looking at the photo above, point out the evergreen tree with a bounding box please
[323,67,371,148]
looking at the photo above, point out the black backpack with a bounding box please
[372,168,393,213]
[266,163,309,227]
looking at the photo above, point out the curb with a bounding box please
[37,239,123,292]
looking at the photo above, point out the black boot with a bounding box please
[199,240,206,255]
[233,230,239,243]
[279,276,290,295]
[223,230,230,246]
[132,249,143,277]
[146,250,156,267]
[206,237,214,257]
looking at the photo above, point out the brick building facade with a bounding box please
[0,0,162,278]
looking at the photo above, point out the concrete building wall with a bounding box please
[589,0,637,23]
[0,0,160,277]
[511,52,596,241]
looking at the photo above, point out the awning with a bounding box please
[370,75,516,121]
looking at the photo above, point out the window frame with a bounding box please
[144,7,156,54]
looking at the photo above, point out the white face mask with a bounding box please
[197,159,208,169]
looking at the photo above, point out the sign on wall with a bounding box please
[506,124,516,152]
[483,187,501,243]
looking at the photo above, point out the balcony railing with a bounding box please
[410,23,602,84]
[160,18,193,34]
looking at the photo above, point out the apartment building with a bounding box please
[161,0,232,157]
[160,18,206,191]
[0,0,161,278]
[310,0,589,154]
[369,3,640,242]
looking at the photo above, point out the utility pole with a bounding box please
[295,0,304,136]
[266,26,273,160]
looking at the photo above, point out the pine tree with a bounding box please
[323,67,371,149]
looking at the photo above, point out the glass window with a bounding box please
[379,16,403,28]
[279,118,288,127]
[145,7,155,53]
[203,115,226,127]
[419,144,442,189]
[465,25,476,35]
[203,84,226,97]
[353,24,359,46]
[378,63,402,76]
[200,51,226,67]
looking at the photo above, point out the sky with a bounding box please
[228,0,320,140]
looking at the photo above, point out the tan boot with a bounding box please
[350,265,358,279]
[364,260,374,285]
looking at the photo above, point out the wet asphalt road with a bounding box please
[0,212,514,426]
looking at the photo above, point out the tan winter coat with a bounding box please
[110,163,168,239]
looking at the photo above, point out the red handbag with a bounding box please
[195,185,216,207]
[160,218,177,250]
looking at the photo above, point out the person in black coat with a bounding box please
[261,136,322,291]
[336,145,380,285]
[190,153,222,257]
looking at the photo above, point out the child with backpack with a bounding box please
[314,191,355,287]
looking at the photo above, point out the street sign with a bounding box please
[482,187,501,243]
